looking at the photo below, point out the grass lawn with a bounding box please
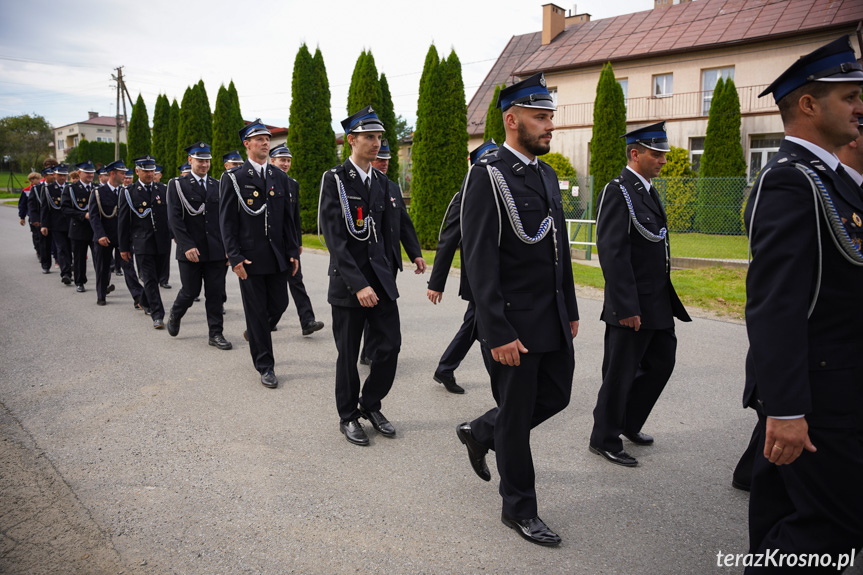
[566,224,749,261]
[0,171,32,192]
[303,234,745,318]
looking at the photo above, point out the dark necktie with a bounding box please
[835,164,860,193]
[365,177,371,193]
[146,184,152,195]
[199,178,206,192]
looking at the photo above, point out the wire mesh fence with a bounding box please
[560,175,751,261]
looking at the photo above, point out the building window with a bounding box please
[57,140,65,150]
[653,74,673,98]
[617,78,628,99]
[749,135,782,181]
[702,66,735,115]
[73,137,78,147]
[690,137,705,172]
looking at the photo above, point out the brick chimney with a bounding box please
[542,3,566,45]
[88,111,98,119]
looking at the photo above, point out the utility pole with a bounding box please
[112,66,123,161]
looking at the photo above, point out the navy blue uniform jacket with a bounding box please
[89,184,120,244]
[62,181,94,241]
[167,174,224,263]
[596,167,690,329]
[319,160,400,307]
[744,139,863,429]
[40,182,70,234]
[117,180,171,255]
[461,147,578,352]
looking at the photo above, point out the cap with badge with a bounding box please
[341,105,385,134]
[497,73,556,111]
[184,142,212,160]
[124,169,134,177]
[621,121,670,152]
[269,144,292,158]
[76,161,96,173]
[54,164,69,175]
[41,166,55,175]
[155,165,163,174]
[223,150,243,164]
[759,35,863,103]
[133,155,157,171]
[106,160,127,172]
[239,119,272,142]
[96,166,107,176]
[470,139,499,165]
[376,140,392,160]
[178,163,191,174]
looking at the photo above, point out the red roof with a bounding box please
[467,0,863,135]
[244,119,288,137]
[54,115,124,130]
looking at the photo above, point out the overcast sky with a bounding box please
[0,0,653,135]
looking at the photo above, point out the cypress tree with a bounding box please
[126,93,151,167]
[227,80,246,161]
[589,62,627,209]
[176,86,195,170]
[151,94,170,170]
[196,80,213,145]
[165,99,180,179]
[696,78,746,233]
[211,84,234,179]
[176,84,212,171]
[378,73,400,181]
[343,50,383,160]
[483,83,506,145]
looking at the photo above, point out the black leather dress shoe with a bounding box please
[340,419,369,446]
[107,284,115,294]
[434,371,465,394]
[193,296,200,302]
[61,276,71,285]
[260,370,278,388]
[359,356,370,366]
[589,445,638,467]
[358,407,395,437]
[115,270,123,277]
[301,320,324,336]
[243,330,249,341]
[42,268,51,274]
[133,299,142,310]
[160,282,171,289]
[76,284,85,293]
[270,325,278,332]
[623,431,654,445]
[501,513,562,547]
[208,334,232,350]
[456,423,491,481]
[96,299,106,306]
[731,478,751,492]
[143,306,151,315]
[166,314,180,337]
[153,318,165,330]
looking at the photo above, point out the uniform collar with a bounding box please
[348,157,373,183]
[248,157,268,175]
[502,142,537,166]
[625,165,651,189]
[785,136,841,171]
[844,163,863,187]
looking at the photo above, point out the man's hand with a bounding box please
[764,417,817,465]
[356,286,378,308]
[491,339,528,367]
[570,320,579,338]
[121,251,131,262]
[290,257,299,276]
[97,236,110,247]
[40,227,48,236]
[233,259,252,280]
[185,247,200,263]
[84,212,89,220]
[619,315,641,331]
[427,289,443,305]
[413,257,427,274]
[299,246,303,255]
[19,218,25,226]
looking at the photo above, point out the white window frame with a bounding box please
[748,135,782,182]
[690,137,705,172]
[701,66,735,115]
[653,73,673,98]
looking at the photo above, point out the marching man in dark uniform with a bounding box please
[318,106,403,446]
[40,164,73,284]
[427,139,498,394]
[62,160,98,292]
[165,142,232,350]
[118,156,171,329]
[742,36,863,572]
[156,163,171,290]
[222,150,244,172]
[28,166,54,274]
[588,122,691,467]
[269,143,324,336]
[457,74,578,546]
[90,160,144,307]
[220,120,299,388]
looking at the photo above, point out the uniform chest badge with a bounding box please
[138,208,144,213]
[853,213,862,227]
[356,206,364,227]
[390,196,397,207]
[156,196,161,204]
[267,169,272,177]
[348,169,357,179]
[269,191,274,196]
[253,191,259,197]
[142,201,147,206]
[247,199,254,205]
[777,157,788,164]
[248,169,254,177]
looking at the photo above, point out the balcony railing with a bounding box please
[555,84,774,127]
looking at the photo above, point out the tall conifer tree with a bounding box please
[211,84,234,179]
[151,94,170,170]
[165,99,180,179]
[589,62,627,208]
[483,83,506,145]
[196,80,213,145]
[343,51,383,160]
[378,73,399,181]
[227,80,246,161]
[126,93,151,167]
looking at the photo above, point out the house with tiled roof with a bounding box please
[468,0,862,182]
[53,112,127,162]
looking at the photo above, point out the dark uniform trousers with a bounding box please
[590,167,689,453]
[461,148,579,520]
[167,174,227,337]
[220,161,299,373]
[63,182,95,286]
[742,141,863,572]
[287,263,315,326]
[41,183,72,278]
[437,302,479,376]
[118,181,171,321]
[27,184,52,270]
[319,161,403,422]
[90,185,144,303]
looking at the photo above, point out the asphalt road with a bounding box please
[1,205,856,574]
